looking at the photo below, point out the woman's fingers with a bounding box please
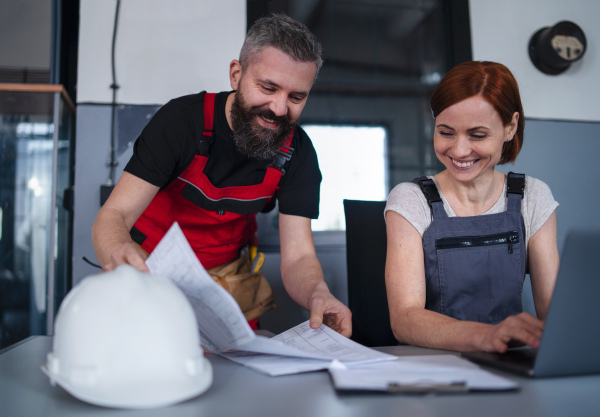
[483,313,545,352]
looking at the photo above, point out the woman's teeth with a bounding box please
[452,159,475,168]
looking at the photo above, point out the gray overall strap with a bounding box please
[506,172,525,213]
[414,176,447,219]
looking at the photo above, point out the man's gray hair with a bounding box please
[239,13,323,76]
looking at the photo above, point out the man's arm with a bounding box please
[278,213,352,337]
[92,172,160,271]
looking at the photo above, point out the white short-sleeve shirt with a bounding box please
[384,175,558,249]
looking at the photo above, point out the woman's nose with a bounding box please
[452,136,471,157]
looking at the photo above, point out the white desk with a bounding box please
[1,336,599,417]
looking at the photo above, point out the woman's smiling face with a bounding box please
[433,95,518,184]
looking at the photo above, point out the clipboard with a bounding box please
[327,355,519,394]
[385,381,468,394]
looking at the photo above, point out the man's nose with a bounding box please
[268,94,288,117]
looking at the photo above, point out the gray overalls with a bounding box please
[416,172,527,324]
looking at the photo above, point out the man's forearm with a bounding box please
[92,207,135,268]
[280,252,329,310]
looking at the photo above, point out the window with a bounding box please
[303,125,388,231]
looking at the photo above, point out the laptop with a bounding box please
[462,229,600,377]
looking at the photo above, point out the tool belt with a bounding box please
[206,248,276,321]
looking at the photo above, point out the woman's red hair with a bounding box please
[430,61,525,165]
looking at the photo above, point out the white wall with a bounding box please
[77,0,245,104]
[469,0,599,122]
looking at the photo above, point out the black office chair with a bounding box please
[344,199,397,347]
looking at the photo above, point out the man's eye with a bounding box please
[262,85,275,92]
[290,96,304,103]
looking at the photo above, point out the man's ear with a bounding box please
[230,60,242,90]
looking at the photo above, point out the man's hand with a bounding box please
[475,312,544,353]
[103,242,149,272]
[308,288,352,338]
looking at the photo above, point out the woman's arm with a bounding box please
[527,211,559,320]
[385,210,544,352]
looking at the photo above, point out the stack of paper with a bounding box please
[146,223,519,391]
[145,223,396,374]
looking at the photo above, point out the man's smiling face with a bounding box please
[228,46,317,159]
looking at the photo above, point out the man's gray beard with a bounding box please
[232,121,288,160]
[230,92,293,160]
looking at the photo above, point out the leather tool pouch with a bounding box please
[207,250,276,321]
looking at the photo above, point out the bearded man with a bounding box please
[92,13,352,337]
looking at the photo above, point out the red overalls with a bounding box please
[131,93,293,328]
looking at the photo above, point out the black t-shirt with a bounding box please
[124,91,322,218]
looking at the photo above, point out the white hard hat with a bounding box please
[42,264,212,409]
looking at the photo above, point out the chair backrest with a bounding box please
[343,199,397,347]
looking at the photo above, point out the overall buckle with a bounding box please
[268,146,294,175]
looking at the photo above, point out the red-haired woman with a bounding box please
[385,61,559,353]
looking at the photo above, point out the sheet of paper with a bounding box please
[328,355,518,392]
[145,222,255,353]
[239,334,340,360]
[220,351,331,376]
[270,321,397,363]
[220,321,398,376]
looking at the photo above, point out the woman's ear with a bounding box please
[507,111,519,140]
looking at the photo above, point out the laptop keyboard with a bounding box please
[495,348,537,365]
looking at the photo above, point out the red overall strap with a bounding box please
[202,93,216,137]
[283,131,293,149]
[194,92,216,157]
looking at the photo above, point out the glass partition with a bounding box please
[0,84,74,349]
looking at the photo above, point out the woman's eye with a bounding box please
[439,131,453,136]
[471,134,486,140]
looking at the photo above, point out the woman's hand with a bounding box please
[475,312,544,353]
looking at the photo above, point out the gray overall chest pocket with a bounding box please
[435,230,523,323]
